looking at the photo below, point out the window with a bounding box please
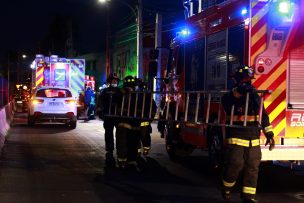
[206,30,227,91]
[184,39,205,91]
[37,89,72,98]
[54,69,66,81]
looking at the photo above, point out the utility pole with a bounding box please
[106,3,111,78]
[154,13,162,103]
[137,0,143,78]
[155,13,162,80]
[7,53,10,103]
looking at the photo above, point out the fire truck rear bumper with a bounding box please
[261,145,304,161]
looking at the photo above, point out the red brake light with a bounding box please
[32,99,44,104]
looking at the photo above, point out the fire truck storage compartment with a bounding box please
[288,44,304,109]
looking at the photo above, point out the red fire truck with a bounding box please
[159,0,304,164]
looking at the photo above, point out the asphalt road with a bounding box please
[0,113,304,203]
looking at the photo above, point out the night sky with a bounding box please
[1,0,110,57]
[0,0,184,60]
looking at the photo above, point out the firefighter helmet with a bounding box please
[123,75,136,88]
[106,72,120,83]
[136,78,143,86]
[136,78,147,90]
[234,65,254,83]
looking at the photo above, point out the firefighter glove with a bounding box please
[265,131,275,151]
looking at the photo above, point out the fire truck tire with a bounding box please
[28,115,35,127]
[207,125,223,168]
[164,124,194,160]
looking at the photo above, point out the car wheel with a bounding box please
[28,115,35,127]
[69,117,77,129]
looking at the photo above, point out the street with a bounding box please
[0,113,304,203]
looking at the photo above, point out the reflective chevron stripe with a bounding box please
[227,138,260,147]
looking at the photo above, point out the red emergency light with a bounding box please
[257,66,265,73]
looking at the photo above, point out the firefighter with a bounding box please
[97,73,120,163]
[136,79,156,156]
[116,75,141,168]
[221,65,275,203]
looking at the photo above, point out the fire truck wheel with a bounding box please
[28,115,35,127]
[164,124,194,160]
[207,125,223,168]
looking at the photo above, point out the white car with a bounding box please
[28,86,77,128]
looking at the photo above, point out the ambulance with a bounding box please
[28,55,86,128]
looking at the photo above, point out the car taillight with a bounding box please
[65,99,76,104]
[32,99,44,104]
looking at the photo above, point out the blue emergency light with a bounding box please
[278,1,292,14]
[241,8,248,15]
[269,0,295,25]
[181,28,191,36]
[276,0,294,18]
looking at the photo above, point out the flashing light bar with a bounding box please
[30,61,36,69]
[241,8,248,15]
[244,18,250,26]
[278,1,291,14]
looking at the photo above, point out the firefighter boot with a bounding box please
[143,147,150,156]
[222,190,232,201]
[137,148,142,157]
[117,158,127,169]
[105,151,116,167]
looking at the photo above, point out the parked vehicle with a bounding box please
[28,86,77,128]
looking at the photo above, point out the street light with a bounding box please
[98,0,143,78]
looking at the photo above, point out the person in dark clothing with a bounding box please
[115,75,142,168]
[84,86,95,121]
[97,73,120,161]
[136,79,156,156]
[221,65,275,203]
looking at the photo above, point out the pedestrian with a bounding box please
[221,65,275,203]
[84,86,94,121]
[97,73,120,162]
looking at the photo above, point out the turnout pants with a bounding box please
[138,125,152,153]
[222,144,261,200]
[103,119,116,152]
[116,123,140,163]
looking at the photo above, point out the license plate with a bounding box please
[49,102,63,106]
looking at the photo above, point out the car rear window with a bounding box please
[36,89,72,98]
